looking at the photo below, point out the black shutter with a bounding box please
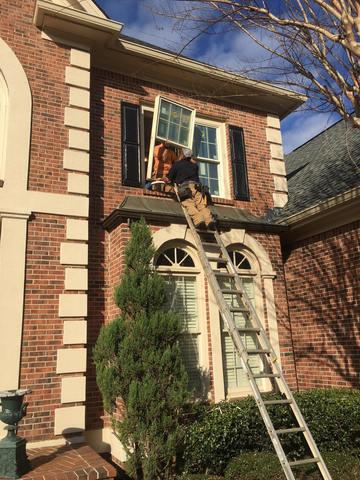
[229,126,250,201]
[121,102,141,187]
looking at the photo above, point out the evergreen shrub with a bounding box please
[93,219,190,480]
[183,389,360,475]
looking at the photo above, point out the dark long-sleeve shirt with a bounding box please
[167,158,200,185]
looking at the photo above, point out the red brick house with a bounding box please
[0,0,358,464]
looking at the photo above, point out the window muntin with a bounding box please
[155,247,202,393]
[194,123,220,196]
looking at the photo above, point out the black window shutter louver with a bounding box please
[229,125,250,201]
[121,102,141,187]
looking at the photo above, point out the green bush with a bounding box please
[224,451,360,480]
[94,219,190,480]
[183,389,360,474]
[225,452,285,480]
[179,476,223,480]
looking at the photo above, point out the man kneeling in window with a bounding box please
[165,148,216,230]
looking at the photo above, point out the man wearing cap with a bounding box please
[166,148,216,230]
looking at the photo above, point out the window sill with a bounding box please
[143,188,236,206]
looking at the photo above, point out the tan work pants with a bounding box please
[181,185,213,226]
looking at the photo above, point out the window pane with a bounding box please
[199,162,206,176]
[179,126,189,145]
[209,162,218,178]
[170,104,181,125]
[156,98,193,147]
[160,100,170,118]
[198,161,219,196]
[156,253,172,266]
[193,124,217,161]
[199,142,208,158]
[181,109,191,126]
[169,123,180,143]
[209,143,217,160]
[158,119,168,138]
[210,179,219,196]
[208,127,217,144]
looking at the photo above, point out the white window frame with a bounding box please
[193,117,229,199]
[0,71,8,184]
[155,243,209,397]
[146,96,196,179]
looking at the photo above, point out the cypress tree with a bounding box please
[93,218,190,480]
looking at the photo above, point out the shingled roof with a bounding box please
[281,119,360,218]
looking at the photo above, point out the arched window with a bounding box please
[155,245,203,394]
[0,71,8,184]
[219,249,263,396]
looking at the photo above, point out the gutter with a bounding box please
[34,0,123,45]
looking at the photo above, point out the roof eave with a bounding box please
[280,186,360,244]
[34,1,306,117]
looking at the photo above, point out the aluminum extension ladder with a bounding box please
[176,192,332,480]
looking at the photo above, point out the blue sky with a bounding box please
[96,0,339,154]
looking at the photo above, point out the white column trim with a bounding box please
[0,213,30,390]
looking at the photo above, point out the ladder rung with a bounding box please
[229,307,248,313]
[276,427,305,435]
[238,327,261,333]
[196,228,215,234]
[289,457,320,467]
[247,349,270,354]
[263,399,292,406]
[207,256,228,263]
[202,242,219,248]
[253,373,280,378]
[221,289,241,294]
[213,271,235,277]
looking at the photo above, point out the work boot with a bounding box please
[194,221,206,230]
[207,220,217,231]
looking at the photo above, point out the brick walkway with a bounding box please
[18,444,117,480]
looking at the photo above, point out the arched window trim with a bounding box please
[0,71,8,184]
[154,240,201,274]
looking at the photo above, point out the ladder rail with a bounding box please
[173,187,332,480]
[214,232,332,480]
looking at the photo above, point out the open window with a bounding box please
[146,96,196,179]
[123,96,231,197]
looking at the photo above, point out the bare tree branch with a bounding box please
[155,0,360,127]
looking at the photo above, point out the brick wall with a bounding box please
[20,214,65,440]
[284,220,360,390]
[252,232,298,389]
[90,68,276,220]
